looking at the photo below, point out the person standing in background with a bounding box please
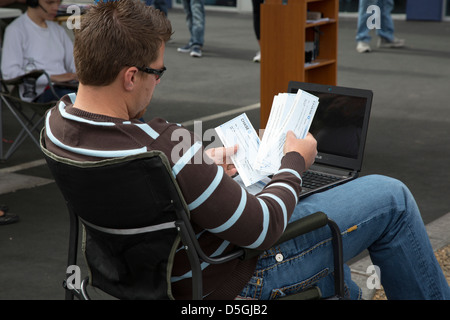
[356,0,405,53]
[146,0,167,16]
[177,0,204,58]
[251,0,263,62]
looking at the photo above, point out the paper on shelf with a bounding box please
[306,17,331,24]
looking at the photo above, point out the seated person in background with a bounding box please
[43,0,450,300]
[1,0,76,103]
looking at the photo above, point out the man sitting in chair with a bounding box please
[1,0,77,102]
[43,0,449,300]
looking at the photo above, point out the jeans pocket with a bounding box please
[269,268,329,300]
[236,276,263,300]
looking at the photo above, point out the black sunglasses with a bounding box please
[136,66,166,80]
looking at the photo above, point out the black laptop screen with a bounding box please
[288,82,373,171]
[307,92,367,159]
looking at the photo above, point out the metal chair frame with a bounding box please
[0,70,59,160]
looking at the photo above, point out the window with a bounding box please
[175,0,236,7]
[338,0,406,13]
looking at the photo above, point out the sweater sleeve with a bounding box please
[57,23,76,73]
[1,19,25,80]
[167,126,305,251]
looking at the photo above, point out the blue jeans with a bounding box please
[238,175,450,300]
[146,0,168,16]
[35,86,76,103]
[356,0,395,43]
[181,0,205,47]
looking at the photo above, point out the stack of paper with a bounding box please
[215,89,319,187]
[254,89,319,174]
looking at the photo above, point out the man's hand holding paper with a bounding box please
[284,131,318,170]
[205,145,239,177]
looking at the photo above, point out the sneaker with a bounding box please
[0,212,19,225]
[377,37,405,48]
[190,45,202,58]
[177,44,192,53]
[356,41,371,53]
[253,51,261,62]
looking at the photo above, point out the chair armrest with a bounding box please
[2,70,47,85]
[242,211,328,260]
[1,70,61,102]
[52,80,79,89]
[274,211,328,246]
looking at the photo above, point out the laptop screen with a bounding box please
[288,82,373,171]
[308,92,366,159]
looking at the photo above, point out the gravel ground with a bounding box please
[372,244,450,300]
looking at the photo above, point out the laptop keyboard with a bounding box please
[301,171,342,190]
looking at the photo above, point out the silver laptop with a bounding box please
[287,81,373,199]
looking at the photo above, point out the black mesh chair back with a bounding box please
[42,141,187,299]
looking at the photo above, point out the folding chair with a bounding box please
[41,136,345,300]
[0,70,59,160]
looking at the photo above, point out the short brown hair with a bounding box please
[74,0,172,86]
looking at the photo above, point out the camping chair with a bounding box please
[41,136,346,300]
[0,70,59,160]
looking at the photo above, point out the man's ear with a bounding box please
[123,67,138,91]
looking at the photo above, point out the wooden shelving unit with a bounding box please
[260,0,338,128]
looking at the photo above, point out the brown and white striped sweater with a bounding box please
[44,94,306,299]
